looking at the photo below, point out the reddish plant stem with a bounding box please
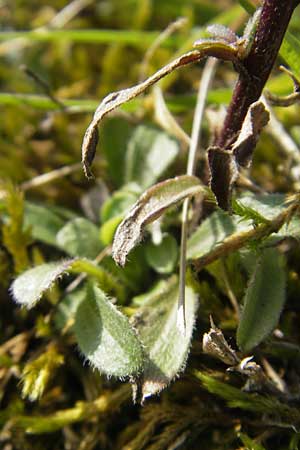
[217,0,299,149]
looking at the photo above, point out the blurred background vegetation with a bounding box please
[1,0,300,449]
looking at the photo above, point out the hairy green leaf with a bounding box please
[125,125,179,189]
[132,277,198,400]
[112,175,203,266]
[56,218,103,259]
[74,283,144,377]
[11,260,74,308]
[11,258,126,308]
[237,248,286,352]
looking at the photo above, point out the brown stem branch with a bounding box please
[217,0,298,149]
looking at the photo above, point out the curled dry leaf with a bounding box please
[81,36,248,177]
[209,101,269,210]
[203,317,239,366]
[232,101,269,167]
[208,146,239,211]
[81,50,203,177]
[112,175,203,267]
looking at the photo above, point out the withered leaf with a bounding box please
[82,127,98,178]
[208,101,269,210]
[81,36,248,177]
[232,101,269,167]
[112,175,203,266]
[203,317,239,366]
[208,146,238,211]
[81,50,203,177]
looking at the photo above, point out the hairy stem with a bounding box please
[217,0,299,149]
[193,200,298,272]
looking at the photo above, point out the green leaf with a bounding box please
[102,117,133,187]
[280,31,300,79]
[56,218,103,259]
[187,209,251,260]
[100,215,123,246]
[71,259,127,301]
[239,0,300,77]
[101,247,151,295]
[145,233,178,274]
[100,183,140,223]
[54,288,86,331]
[132,277,198,400]
[24,202,74,246]
[100,184,141,245]
[132,278,172,306]
[232,200,270,225]
[237,248,286,352]
[11,258,126,309]
[187,193,300,260]
[112,175,203,266]
[74,283,144,377]
[11,260,74,309]
[125,125,179,189]
[238,432,267,450]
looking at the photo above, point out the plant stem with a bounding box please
[193,200,299,272]
[217,0,299,149]
[178,57,217,332]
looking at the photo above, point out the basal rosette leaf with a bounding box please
[11,260,75,309]
[132,277,198,400]
[74,282,144,377]
[237,247,286,352]
[11,258,125,308]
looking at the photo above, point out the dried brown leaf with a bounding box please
[209,101,269,210]
[232,100,269,167]
[81,50,203,177]
[203,317,239,366]
[112,175,203,266]
[208,146,238,211]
